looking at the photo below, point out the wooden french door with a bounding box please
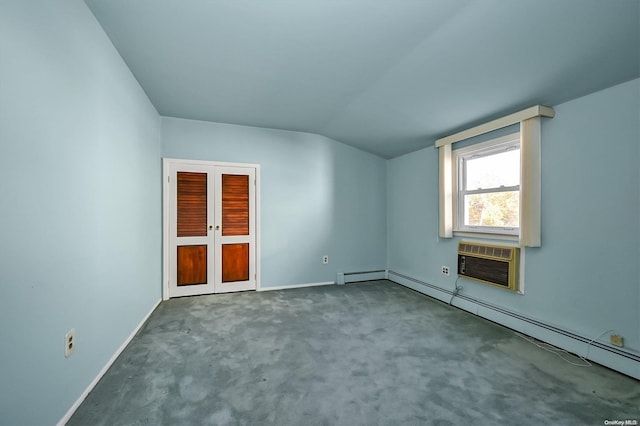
[165,160,257,298]
[213,167,256,293]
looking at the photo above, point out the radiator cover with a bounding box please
[457,242,519,291]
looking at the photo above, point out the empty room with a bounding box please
[1,0,639,425]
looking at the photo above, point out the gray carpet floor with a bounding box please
[68,280,639,425]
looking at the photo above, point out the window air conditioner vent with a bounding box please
[457,242,519,291]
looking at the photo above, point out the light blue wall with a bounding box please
[0,1,162,424]
[162,117,387,287]
[388,79,640,362]
[0,0,635,421]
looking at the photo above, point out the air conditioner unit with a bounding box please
[457,242,519,291]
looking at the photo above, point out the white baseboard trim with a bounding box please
[258,281,335,291]
[57,298,162,426]
[388,270,640,380]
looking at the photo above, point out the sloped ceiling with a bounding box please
[85,0,639,158]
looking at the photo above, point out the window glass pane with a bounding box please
[465,149,520,190]
[464,191,519,228]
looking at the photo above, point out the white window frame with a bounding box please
[453,132,520,237]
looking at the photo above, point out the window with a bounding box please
[453,133,520,236]
[438,108,547,246]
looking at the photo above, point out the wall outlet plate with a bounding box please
[442,265,450,276]
[65,328,76,358]
[610,334,624,348]
[322,255,329,264]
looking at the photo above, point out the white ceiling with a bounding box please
[85,0,639,158]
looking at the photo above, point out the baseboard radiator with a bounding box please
[387,270,640,379]
[337,270,387,285]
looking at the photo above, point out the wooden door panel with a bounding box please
[177,172,207,237]
[221,243,249,283]
[222,174,249,236]
[177,245,207,286]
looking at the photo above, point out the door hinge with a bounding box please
[167,176,170,183]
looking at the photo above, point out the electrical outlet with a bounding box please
[441,265,450,276]
[322,255,329,264]
[65,328,76,358]
[610,334,624,348]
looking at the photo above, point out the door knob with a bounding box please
[215,225,220,230]
[209,225,213,230]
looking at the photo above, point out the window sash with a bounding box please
[457,189,520,235]
[460,185,520,196]
[454,134,520,235]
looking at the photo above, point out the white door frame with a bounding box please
[162,158,261,300]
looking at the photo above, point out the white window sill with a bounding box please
[453,230,519,242]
